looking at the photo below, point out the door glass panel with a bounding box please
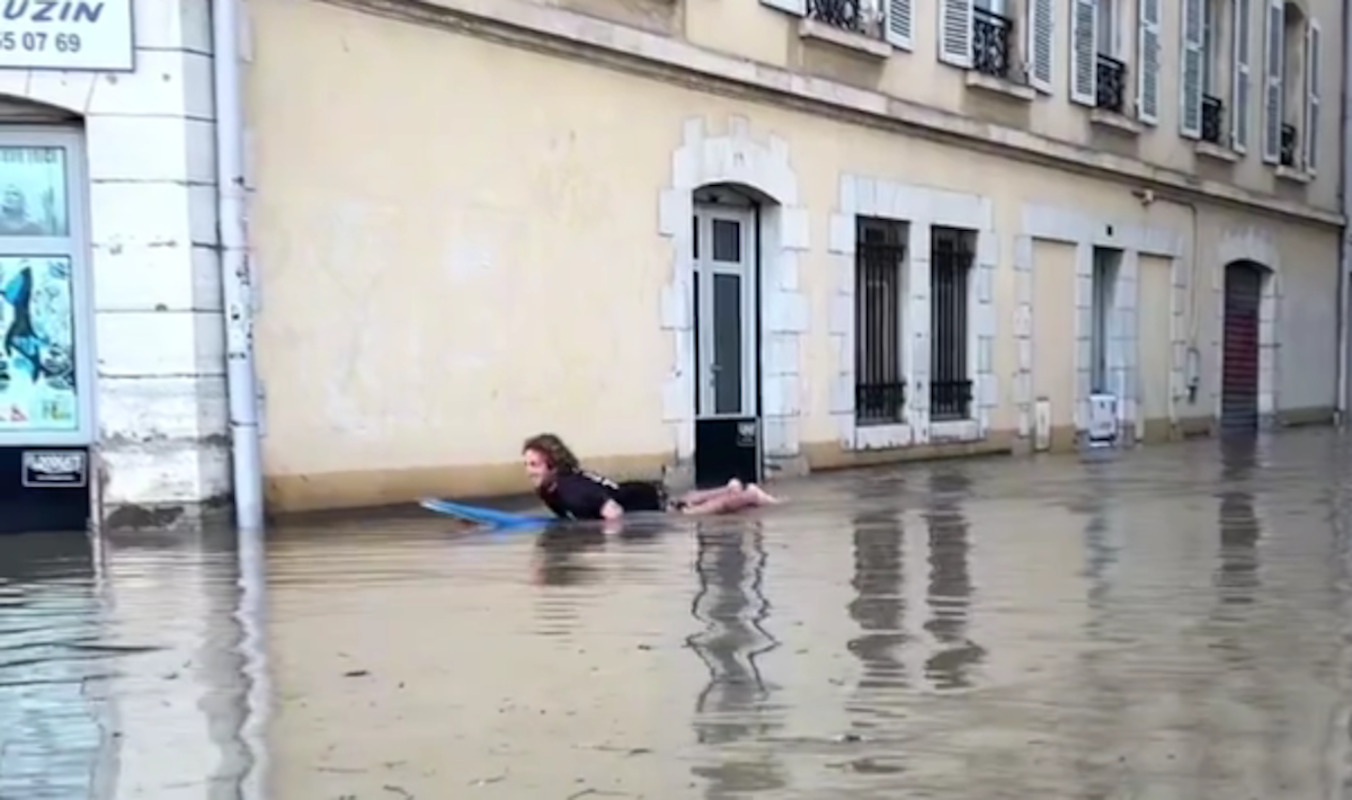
[712,272,742,415]
[0,256,77,431]
[712,219,741,263]
[0,147,68,237]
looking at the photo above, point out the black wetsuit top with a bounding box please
[539,471,665,520]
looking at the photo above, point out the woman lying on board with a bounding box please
[522,433,780,521]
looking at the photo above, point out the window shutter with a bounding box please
[939,0,974,67]
[1137,0,1161,124]
[1179,0,1204,136]
[759,0,806,16]
[887,0,914,50]
[1070,0,1097,106]
[1304,18,1320,172]
[1027,0,1054,92]
[1261,0,1283,164]
[1231,0,1252,152]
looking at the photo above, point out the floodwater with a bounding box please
[3,431,1352,799]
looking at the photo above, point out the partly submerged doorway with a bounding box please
[1221,261,1267,433]
[692,185,761,488]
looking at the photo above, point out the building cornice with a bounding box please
[321,0,1345,229]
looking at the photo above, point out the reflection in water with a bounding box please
[1216,438,1262,604]
[532,527,606,588]
[1077,461,1118,609]
[921,470,983,690]
[686,520,785,796]
[0,530,269,799]
[845,507,907,726]
[0,533,110,800]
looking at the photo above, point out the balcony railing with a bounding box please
[807,0,866,34]
[972,7,1013,79]
[1095,53,1126,114]
[1280,123,1297,167]
[1201,94,1224,144]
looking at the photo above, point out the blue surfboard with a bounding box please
[419,498,555,529]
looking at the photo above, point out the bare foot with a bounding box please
[726,478,745,492]
[746,483,781,505]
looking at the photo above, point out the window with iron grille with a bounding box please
[930,227,974,422]
[854,217,908,426]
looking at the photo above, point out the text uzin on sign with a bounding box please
[1,1,106,23]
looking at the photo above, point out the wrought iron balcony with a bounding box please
[1201,94,1223,144]
[1280,122,1297,167]
[807,0,866,34]
[972,7,1013,79]
[1095,53,1127,114]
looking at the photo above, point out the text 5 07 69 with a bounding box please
[0,31,82,53]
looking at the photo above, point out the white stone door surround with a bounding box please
[1015,205,1184,441]
[827,176,998,450]
[658,117,810,477]
[0,15,226,522]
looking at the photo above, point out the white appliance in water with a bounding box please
[1087,393,1118,446]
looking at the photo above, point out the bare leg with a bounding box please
[679,482,780,516]
[674,478,743,507]
[745,483,781,505]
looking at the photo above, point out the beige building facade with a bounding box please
[246,0,1349,512]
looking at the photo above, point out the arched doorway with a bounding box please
[1220,261,1269,431]
[691,183,763,487]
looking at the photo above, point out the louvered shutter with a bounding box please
[1304,18,1320,172]
[1070,0,1097,105]
[1261,0,1283,164]
[939,0,974,67]
[1179,0,1204,136]
[1137,0,1161,123]
[1027,0,1054,92]
[1231,0,1252,152]
[886,0,913,50]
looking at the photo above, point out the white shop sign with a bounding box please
[0,0,133,72]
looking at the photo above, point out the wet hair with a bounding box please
[522,433,581,475]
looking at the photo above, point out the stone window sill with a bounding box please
[1275,165,1313,184]
[965,71,1035,101]
[851,422,913,450]
[1195,141,1240,163]
[797,19,891,59]
[1089,109,1144,135]
[930,419,981,443]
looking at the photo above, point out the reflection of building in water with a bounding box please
[0,534,114,799]
[845,509,907,727]
[1216,439,1262,605]
[921,471,983,690]
[686,521,785,797]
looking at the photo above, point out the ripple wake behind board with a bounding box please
[419,498,555,530]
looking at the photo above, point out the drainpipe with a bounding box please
[1338,4,1352,422]
[212,0,264,532]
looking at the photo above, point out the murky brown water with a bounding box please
[4,430,1352,799]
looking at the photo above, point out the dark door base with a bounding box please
[694,418,762,489]
[0,446,91,534]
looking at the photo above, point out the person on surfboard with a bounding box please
[523,433,780,521]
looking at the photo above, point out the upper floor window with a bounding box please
[1261,0,1320,173]
[1070,0,1131,115]
[938,0,1054,94]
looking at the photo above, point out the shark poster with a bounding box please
[0,256,76,432]
[0,146,67,238]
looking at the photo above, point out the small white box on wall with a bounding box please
[1087,393,1118,446]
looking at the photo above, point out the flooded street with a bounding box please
[4,430,1352,799]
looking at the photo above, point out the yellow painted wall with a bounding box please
[1138,253,1175,434]
[247,0,1341,511]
